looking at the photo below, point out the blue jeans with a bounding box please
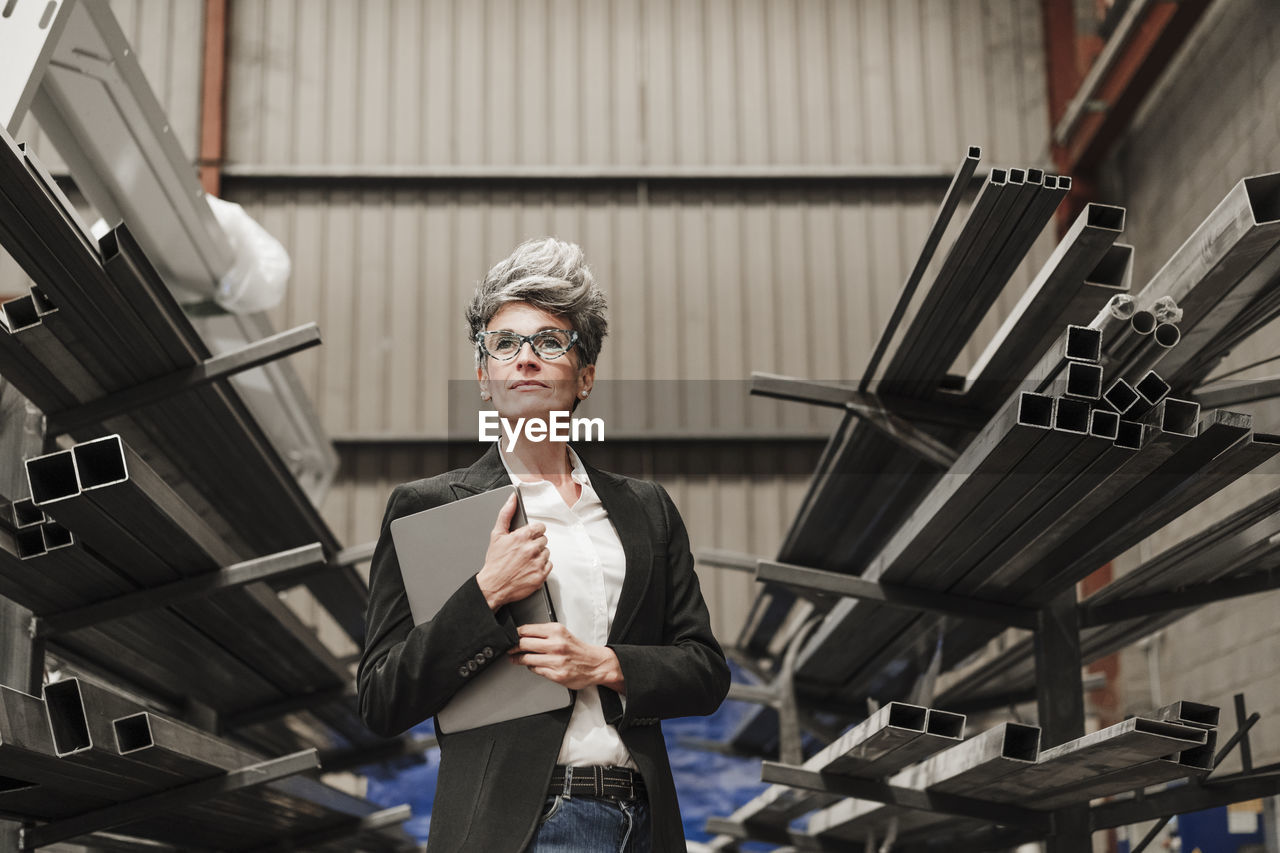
[524,793,652,852]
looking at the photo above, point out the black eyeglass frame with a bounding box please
[475,329,580,362]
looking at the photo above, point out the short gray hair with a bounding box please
[466,237,608,369]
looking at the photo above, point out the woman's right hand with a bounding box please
[476,493,550,611]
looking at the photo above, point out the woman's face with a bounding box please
[476,302,594,422]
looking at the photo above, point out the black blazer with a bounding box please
[357,443,731,852]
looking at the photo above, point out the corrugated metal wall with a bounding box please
[225,0,1054,638]
[226,0,1047,169]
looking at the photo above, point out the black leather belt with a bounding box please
[548,765,646,800]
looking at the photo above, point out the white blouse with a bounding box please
[497,444,637,769]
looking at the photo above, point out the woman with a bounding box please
[358,237,731,852]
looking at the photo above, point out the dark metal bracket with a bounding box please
[749,372,970,468]
[757,559,1040,629]
[44,323,322,436]
[31,543,328,638]
[18,749,319,849]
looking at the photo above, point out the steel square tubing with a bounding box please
[0,141,151,390]
[805,702,928,775]
[910,418,1100,594]
[43,679,192,793]
[5,296,103,403]
[1056,362,1104,400]
[892,174,1033,397]
[809,723,1039,843]
[967,717,1205,802]
[1104,377,1141,413]
[1096,490,1280,602]
[1134,174,1280,377]
[870,392,1056,583]
[959,423,1195,603]
[879,170,1009,391]
[939,178,1071,390]
[795,396,1054,683]
[0,687,124,813]
[1168,242,1280,388]
[0,312,78,412]
[1033,732,1216,811]
[33,439,349,688]
[1090,409,1121,441]
[1018,413,1267,604]
[861,147,982,393]
[114,712,378,825]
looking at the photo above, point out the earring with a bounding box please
[481,391,490,401]
[580,390,589,398]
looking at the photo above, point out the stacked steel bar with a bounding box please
[0,125,365,644]
[0,682,412,849]
[16,435,381,756]
[721,702,963,831]
[742,161,1079,641]
[778,292,1275,711]
[937,485,1280,710]
[1123,173,1280,391]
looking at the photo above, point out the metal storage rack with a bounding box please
[0,1,421,848]
[702,149,1280,852]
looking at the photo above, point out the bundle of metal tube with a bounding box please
[18,434,376,754]
[807,713,1211,844]
[0,126,366,645]
[0,680,412,849]
[1123,172,1280,392]
[779,292,1278,709]
[936,486,1280,710]
[721,702,964,830]
[738,161,1089,661]
[878,169,1070,399]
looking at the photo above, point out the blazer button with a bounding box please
[473,653,486,665]
[467,660,478,672]
[458,666,469,678]
[483,647,494,659]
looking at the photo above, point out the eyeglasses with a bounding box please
[475,329,579,361]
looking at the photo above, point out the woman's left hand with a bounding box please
[510,623,625,693]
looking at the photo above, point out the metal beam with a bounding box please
[757,560,1038,629]
[44,323,322,435]
[33,544,327,637]
[751,372,989,430]
[18,749,319,849]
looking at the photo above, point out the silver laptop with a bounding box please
[389,484,572,732]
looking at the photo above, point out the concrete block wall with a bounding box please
[1103,0,1280,772]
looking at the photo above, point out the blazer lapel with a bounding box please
[453,443,655,643]
[580,454,654,644]
[448,443,510,499]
